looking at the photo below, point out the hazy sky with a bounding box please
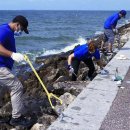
[0,0,129,10]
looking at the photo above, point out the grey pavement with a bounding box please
[99,67,130,130]
[47,38,130,130]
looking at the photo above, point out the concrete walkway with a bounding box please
[99,67,130,130]
[47,38,130,130]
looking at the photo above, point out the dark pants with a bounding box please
[71,58,95,81]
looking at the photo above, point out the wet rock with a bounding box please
[77,67,88,81]
[60,92,76,105]
[37,114,56,129]
[53,81,89,96]
[55,76,70,82]
[120,34,129,43]
[0,102,12,116]
[53,69,67,81]
[31,123,45,130]
[55,92,76,115]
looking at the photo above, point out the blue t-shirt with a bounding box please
[0,24,16,70]
[74,44,100,61]
[104,13,120,29]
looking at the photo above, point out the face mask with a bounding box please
[14,24,23,36]
[14,30,22,36]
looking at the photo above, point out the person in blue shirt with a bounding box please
[0,16,34,127]
[102,10,127,53]
[67,41,104,81]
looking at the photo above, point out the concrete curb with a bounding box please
[47,39,130,130]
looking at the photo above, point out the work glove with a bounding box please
[11,52,24,63]
[67,65,74,74]
[99,68,109,75]
[113,28,118,34]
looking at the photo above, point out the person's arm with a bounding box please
[97,59,109,74]
[0,44,12,57]
[0,32,24,62]
[68,53,74,65]
[94,50,104,69]
[96,60,104,69]
[0,43,24,63]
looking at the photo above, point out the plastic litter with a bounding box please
[116,80,122,86]
[116,54,129,60]
[112,67,123,87]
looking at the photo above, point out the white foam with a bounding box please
[42,36,86,56]
[95,31,103,35]
[125,19,130,24]
[118,18,130,28]
[42,49,61,56]
[20,37,86,61]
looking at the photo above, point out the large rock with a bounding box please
[55,92,76,115]
[31,123,45,130]
[53,81,89,96]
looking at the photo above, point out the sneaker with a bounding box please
[10,116,34,127]
[86,76,93,81]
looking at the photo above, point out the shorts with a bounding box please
[104,29,115,44]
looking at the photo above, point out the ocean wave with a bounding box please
[20,37,86,60]
[117,18,130,28]
[95,31,103,35]
[37,37,86,56]
[125,19,130,24]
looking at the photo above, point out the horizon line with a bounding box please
[0,9,130,11]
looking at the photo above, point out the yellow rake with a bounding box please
[24,55,63,109]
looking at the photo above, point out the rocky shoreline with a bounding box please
[0,23,130,130]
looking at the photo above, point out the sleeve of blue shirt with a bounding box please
[94,50,100,60]
[0,30,7,45]
[110,14,119,28]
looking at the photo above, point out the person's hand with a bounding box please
[11,52,24,63]
[67,65,74,74]
[113,28,118,34]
